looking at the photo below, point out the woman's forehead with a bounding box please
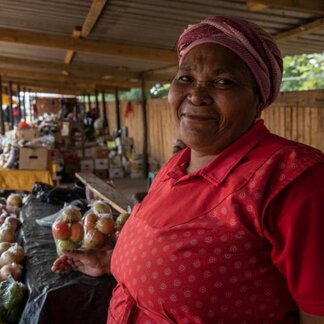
[179,44,250,75]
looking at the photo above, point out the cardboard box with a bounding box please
[130,169,144,179]
[16,128,40,141]
[19,147,49,170]
[84,147,94,157]
[76,149,84,158]
[80,159,94,171]
[93,147,109,159]
[61,121,70,137]
[94,158,109,170]
[109,155,122,168]
[108,167,124,179]
[94,170,107,179]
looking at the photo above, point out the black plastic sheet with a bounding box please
[19,197,116,324]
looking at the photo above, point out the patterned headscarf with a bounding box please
[177,16,283,108]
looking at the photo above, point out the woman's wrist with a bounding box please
[99,249,113,275]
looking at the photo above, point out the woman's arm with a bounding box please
[51,248,113,277]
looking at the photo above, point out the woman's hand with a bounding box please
[51,248,113,277]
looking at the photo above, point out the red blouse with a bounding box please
[108,120,324,323]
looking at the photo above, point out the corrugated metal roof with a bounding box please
[0,0,323,94]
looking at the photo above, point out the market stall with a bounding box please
[19,197,117,324]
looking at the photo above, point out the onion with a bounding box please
[0,262,23,281]
[6,194,23,207]
[92,201,112,215]
[0,244,25,267]
[4,216,21,231]
[0,224,16,243]
[0,242,14,254]
[61,206,82,223]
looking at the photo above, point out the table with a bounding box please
[0,169,53,191]
[19,198,117,324]
[75,172,132,214]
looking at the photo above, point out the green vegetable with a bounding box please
[0,278,27,324]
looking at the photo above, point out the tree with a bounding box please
[281,53,324,92]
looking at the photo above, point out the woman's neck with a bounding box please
[186,149,217,173]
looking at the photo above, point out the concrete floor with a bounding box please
[110,177,148,201]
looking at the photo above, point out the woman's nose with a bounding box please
[187,84,213,106]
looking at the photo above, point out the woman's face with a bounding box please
[168,43,260,154]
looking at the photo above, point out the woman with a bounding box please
[52,16,324,323]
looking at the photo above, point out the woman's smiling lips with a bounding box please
[180,113,218,121]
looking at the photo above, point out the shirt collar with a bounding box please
[164,120,269,186]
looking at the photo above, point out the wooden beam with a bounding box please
[246,0,324,15]
[64,27,82,64]
[0,55,138,80]
[0,27,177,64]
[1,78,124,94]
[274,18,324,42]
[0,76,4,135]
[0,67,138,89]
[82,0,108,37]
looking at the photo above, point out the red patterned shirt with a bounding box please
[109,120,324,323]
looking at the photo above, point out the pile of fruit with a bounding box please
[0,194,24,282]
[0,194,27,323]
[52,200,130,255]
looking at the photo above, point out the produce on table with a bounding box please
[6,194,23,208]
[0,243,14,255]
[4,216,21,232]
[0,224,16,243]
[0,278,27,324]
[0,244,25,267]
[0,263,23,282]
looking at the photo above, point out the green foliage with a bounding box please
[281,53,324,92]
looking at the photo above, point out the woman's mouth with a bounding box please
[180,113,217,121]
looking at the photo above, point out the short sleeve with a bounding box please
[263,162,324,316]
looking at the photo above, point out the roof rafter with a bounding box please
[246,0,324,15]
[0,67,135,90]
[82,0,108,37]
[0,27,177,64]
[274,17,324,42]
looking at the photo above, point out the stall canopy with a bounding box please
[0,0,323,95]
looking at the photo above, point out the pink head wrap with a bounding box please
[177,16,283,108]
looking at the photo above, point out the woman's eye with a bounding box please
[177,75,193,83]
[213,79,235,87]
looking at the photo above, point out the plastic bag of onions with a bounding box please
[52,205,84,256]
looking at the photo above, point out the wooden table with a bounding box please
[0,169,53,191]
[75,172,132,214]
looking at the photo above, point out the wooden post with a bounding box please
[22,87,26,119]
[95,90,99,118]
[114,88,121,131]
[17,84,22,122]
[140,73,148,177]
[0,76,4,135]
[87,93,91,112]
[102,91,109,133]
[29,90,33,121]
[8,81,13,129]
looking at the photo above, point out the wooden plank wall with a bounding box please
[105,90,324,165]
[262,90,324,152]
